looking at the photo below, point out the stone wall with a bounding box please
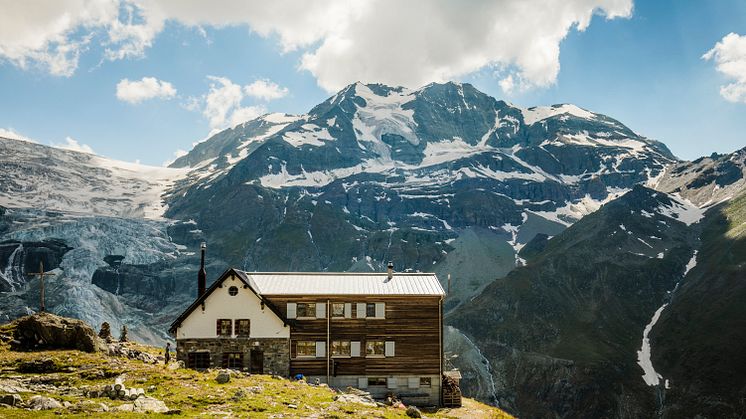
[176,338,289,376]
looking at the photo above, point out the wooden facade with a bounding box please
[264,295,443,379]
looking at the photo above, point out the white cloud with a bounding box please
[190,76,272,131]
[0,1,632,91]
[52,136,95,154]
[0,128,36,143]
[244,79,289,101]
[203,76,245,129]
[703,33,746,104]
[116,76,177,104]
[499,74,515,94]
[230,105,267,126]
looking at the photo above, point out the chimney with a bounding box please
[198,242,207,297]
[386,261,394,280]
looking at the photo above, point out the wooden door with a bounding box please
[250,349,263,374]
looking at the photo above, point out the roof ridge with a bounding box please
[237,270,437,276]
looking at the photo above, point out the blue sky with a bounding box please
[0,0,744,165]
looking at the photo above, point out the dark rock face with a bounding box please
[92,262,176,300]
[10,312,105,353]
[0,239,71,292]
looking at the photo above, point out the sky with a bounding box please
[0,0,744,166]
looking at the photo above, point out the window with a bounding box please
[296,341,316,357]
[216,319,232,337]
[331,340,351,357]
[222,352,243,369]
[297,303,316,318]
[331,303,345,318]
[366,303,376,317]
[235,319,250,337]
[366,340,385,357]
[420,377,432,388]
[228,286,238,296]
[368,377,387,386]
[187,352,210,369]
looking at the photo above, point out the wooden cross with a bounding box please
[27,261,55,312]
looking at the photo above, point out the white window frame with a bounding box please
[331,340,352,358]
[331,302,345,318]
[295,341,316,358]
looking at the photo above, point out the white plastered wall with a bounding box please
[175,274,289,339]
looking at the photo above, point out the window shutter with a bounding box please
[315,341,326,358]
[216,319,220,336]
[375,302,385,318]
[356,303,366,318]
[351,341,361,357]
[387,377,398,389]
[316,302,326,319]
[408,377,419,389]
[344,303,352,318]
[287,303,297,319]
[230,320,234,336]
[385,341,395,357]
[358,377,368,389]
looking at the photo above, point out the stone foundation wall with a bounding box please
[305,374,442,407]
[176,338,290,377]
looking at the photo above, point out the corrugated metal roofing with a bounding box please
[236,271,445,296]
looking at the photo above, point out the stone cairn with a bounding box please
[98,322,113,343]
[87,377,145,401]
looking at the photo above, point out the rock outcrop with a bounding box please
[10,312,106,353]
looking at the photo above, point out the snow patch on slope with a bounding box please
[521,104,596,125]
[657,195,705,226]
[637,304,667,386]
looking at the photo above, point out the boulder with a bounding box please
[69,400,109,413]
[0,394,22,407]
[10,312,106,353]
[406,406,422,418]
[28,395,63,410]
[216,371,231,384]
[133,396,169,413]
[112,403,134,412]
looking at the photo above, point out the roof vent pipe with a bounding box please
[198,242,207,297]
[387,261,394,280]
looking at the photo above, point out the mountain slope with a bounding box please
[448,186,702,417]
[651,188,746,417]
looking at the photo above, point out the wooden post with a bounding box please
[27,261,55,312]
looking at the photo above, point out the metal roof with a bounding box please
[237,271,445,296]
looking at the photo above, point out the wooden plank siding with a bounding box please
[264,295,442,377]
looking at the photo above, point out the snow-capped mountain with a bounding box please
[161,82,675,310]
[2,81,743,417]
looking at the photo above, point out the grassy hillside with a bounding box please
[652,189,746,417]
[0,323,511,418]
[447,186,699,417]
